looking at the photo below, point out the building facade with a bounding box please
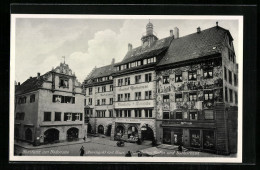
[83,21,238,154]
[83,59,115,138]
[15,62,86,145]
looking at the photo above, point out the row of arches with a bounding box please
[90,124,154,140]
[15,127,80,144]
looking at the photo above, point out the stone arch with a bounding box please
[44,128,60,143]
[127,125,139,139]
[97,124,104,134]
[67,127,79,141]
[140,123,156,141]
[25,128,33,141]
[105,124,112,136]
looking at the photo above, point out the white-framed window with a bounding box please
[135,92,141,100]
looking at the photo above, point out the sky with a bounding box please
[14,17,239,83]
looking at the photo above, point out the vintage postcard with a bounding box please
[9,14,243,163]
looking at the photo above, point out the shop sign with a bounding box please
[117,84,151,92]
[115,100,154,108]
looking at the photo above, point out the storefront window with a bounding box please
[203,130,215,150]
[163,128,171,144]
[190,130,201,148]
[163,112,170,119]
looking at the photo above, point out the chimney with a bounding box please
[30,76,32,79]
[128,43,133,51]
[170,30,173,37]
[18,82,20,86]
[37,72,40,79]
[216,21,219,27]
[197,27,201,33]
[173,27,179,39]
[111,58,115,65]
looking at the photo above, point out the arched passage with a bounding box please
[106,125,112,136]
[25,128,32,141]
[44,128,59,143]
[141,126,154,140]
[97,125,104,134]
[127,126,138,138]
[67,127,79,141]
[87,124,92,133]
[115,125,125,136]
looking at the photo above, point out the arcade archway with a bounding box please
[97,125,104,134]
[127,126,138,138]
[67,127,79,141]
[44,128,59,143]
[141,126,154,140]
[106,125,112,136]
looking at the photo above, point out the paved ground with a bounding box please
[14,136,236,157]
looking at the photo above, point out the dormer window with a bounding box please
[203,68,213,79]
[59,78,69,88]
[188,71,197,81]
[175,73,183,82]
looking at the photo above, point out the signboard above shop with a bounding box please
[115,100,154,109]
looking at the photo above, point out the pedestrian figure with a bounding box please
[125,151,132,157]
[137,151,142,157]
[178,144,183,152]
[80,146,85,156]
[83,136,86,141]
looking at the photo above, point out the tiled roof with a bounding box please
[116,36,174,66]
[157,26,230,66]
[85,64,115,80]
[15,76,45,95]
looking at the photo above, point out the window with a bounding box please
[229,70,232,84]
[18,96,27,104]
[135,75,141,84]
[203,68,213,79]
[84,99,86,106]
[96,111,106,117]
[102,86,106,92]
[203,130,215,149]
[44,112,51,121]
[175,73,183,82]
[145,109,153,118]
[235,92,238,104]
[163,95,169,102]
[118,94,123,101]
[143,59,147,65]
[126,110,131,117]
[204,90,213,101]
[118,79,123,86]
[102,99,106,105]
[55,112,61,121]
[224,67,227,81]
[109,98,113,105]
[59,78,69,88]
[135,110,142,117]
[53,95,62,103]
[97,87,100,93]
[176,112,183,119]
[64,113,72,121]
[234,74,237,86]
[15,112,25,120]
[109,110,113,117]
[190,130,201,148]
[204,110,214,119]
[30,94,35,103]
[163,76,169,84]
[89,98,92,105]
[119,110,123,117]
[189,111,198,120]
[229,89,233,102]
[175,93,182,102]
[110,85,113,91]
[125,93,130,101]
[137,61,141,66]
[135,92,141,100]
[189,92,197,101]
[188,71,197,81]
[163,112,170,119]
[125,77,130,85]
[89,88,92,95]
[64,96,75,104]
[145,73,152,82]
[145,91,152,100]
[97,99,100,105]
[225,87,228,102]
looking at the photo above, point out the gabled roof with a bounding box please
[85,64,115,80]
[157,26,229,66]
[116,36,174,66]
[15,76,45,95]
